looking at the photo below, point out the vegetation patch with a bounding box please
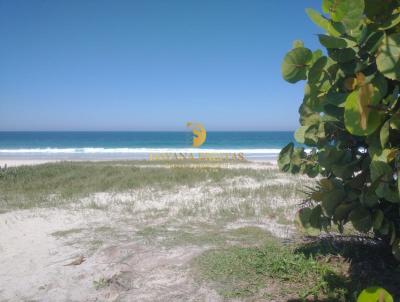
[0,161,280,211]
[193,239,339,300]
[136,225,276,248]
[193,235,400,301]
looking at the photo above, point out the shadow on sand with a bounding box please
[288,235,400,302]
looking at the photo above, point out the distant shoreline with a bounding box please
[0,157,278,167]
[0,148,280,167]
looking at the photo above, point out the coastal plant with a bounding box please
[278,0,400,259]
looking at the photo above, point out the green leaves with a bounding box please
[344,73,386,136]
[379,13,400,30]
[328,48,356,63]
[294,127,307,144]
[322,0,365,30]
[325,92,347,106]
[280,0,400,257]
[363,31,384,54]
[292,40,304,49]
[349,207,372,232]
[321,189,344,216]
[370,160,399,203]
[281,47,313,83]
[295,208,322,235]
[380,120,390,148]
[305,8,344,37]
[344,90,381,136]
[357,287,393,302]
[308,56,328,83]
[376,33,400,80]
[372,209,384,230]
[278,143,294,172]
[370,160,392,182]
[318,34,356,48]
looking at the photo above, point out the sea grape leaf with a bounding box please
[363,192,379,208]
[309,205,323,229]
[304,124,320,145]
[296,208,312,228]
[293,40,304,49]
[318,35,348,48]
[325,92,347,107]
[295,208,321,235]
[380,120,390,148]
[363,31,385,54]
[312,49,323,64]
[372,209,384,230]
[370,160,392,182]
[305,8,344,37]
[278,143,294,172]
[291,147,306,167]
[379,219,390,235]
[365,0,397,22]
[294,126,308,144]
[349,207,372,232]
[379,13,400,30]
[357,287,394,302]
[376,33,400,80]
[372,148,396,163]
[328,48,356,63]
[344,73,385,136]
[321,189,345,216]
[308,56,328,84]
[344,77,357,91]
[344,90,382,136]
[334,202,355,221]
[280,0,400,252]
[322,0,365,30]
[382,188,400,203]
[282,47,313,83]
[390,116,400,130]
[370,159,398,201]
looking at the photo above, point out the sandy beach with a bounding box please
[0,159,313,301]
[1,158,399,301]
[0,159,62,167]
[4,0,400,299]
[0,157,277,167]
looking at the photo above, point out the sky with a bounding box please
[0,0,323,131]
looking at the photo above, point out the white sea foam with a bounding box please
[0,147,282,154]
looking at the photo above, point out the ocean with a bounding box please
[0,131,295,160]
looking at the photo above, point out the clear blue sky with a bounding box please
[0,0,322,131]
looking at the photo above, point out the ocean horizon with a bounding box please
[0,131,295,160]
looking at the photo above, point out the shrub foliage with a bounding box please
[279,0,400,259]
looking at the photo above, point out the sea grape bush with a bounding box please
[279,0,400,259]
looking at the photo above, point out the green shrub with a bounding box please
[279,0,400,259]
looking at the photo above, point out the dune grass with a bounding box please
[0,160,290,211]
[1,160,399,301]
[192,238,400,301]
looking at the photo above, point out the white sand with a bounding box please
[0,159,61,167]
[0,209,220,301]
[0,161,303,301]
[0,158,277,167]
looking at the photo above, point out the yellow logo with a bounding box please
[186,122,206,147]
[148,122,245,161]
